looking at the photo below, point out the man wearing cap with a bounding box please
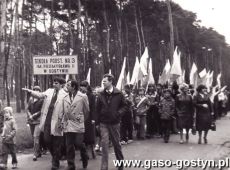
[23,77,67,170]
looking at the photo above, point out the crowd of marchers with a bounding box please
[0,73,229,170]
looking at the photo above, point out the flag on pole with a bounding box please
[189,63,198,85]
[130,57,141,85]
[177,70,185,85]
[159,59,171,84]
[217,73,222,88]
[86,68,91,85]
[147,58,155,84]
[199,68,207,78]
[127,72,130,85]
[139,47,149,76]
[170,47,182,81]
[116,57,127,90]
[198,68,207,86]
[145,58,155,94]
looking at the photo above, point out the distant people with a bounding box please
[23,77,67,170]
[134,87,149,140]
[96,74,126,170]
[175,84,194,144]
[0,107,17,169]
[193,85,213,144]
[159,89,176,143]
[26,86,44,161]
[63,80,89,169]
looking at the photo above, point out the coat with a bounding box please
[96,87,127,125]
[1,117,16,144]
[30,88,67,136]
[63,91,89,133]
[27,97,44,125]
[134,95,150,116]
[159,97,175,120]
[84,92,96,144]
[193,93,213,131]
[175,94,194,129]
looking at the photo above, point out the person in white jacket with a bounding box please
[23,77,67,170]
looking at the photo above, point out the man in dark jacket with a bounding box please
[96,74,126,170]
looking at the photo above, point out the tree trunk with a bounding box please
[138,5,146,48]
[102,0,110,73]
[0,0,7,101]
[134,5,142,57]
[166,0,174,62]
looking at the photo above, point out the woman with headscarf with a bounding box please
[175,84,194,144]
[193,85,213,144]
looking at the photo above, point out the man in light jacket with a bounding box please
[63,80,89,170]
[23,77,67,170]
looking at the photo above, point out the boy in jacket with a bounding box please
[159,89,176,143]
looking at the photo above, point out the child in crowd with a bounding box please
[0,107,17,169]
[159,89,176,143]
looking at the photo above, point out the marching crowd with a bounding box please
[0,73,229,170]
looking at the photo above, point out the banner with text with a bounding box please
[33,55,78,75]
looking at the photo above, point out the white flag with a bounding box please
[130,57,141,85]
[116,57,126,90]
[86,68,91,85]
[189,63,198,85]
[217,73,222,88]
[127,72,130,84]
[147,58,155,84]
[139,47,149,76]
[170,47,182,77]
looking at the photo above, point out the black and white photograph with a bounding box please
[0,0,230,169]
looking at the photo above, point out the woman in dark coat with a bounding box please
[175,84,194,144]
[80,81,96,158]
[193,85,213,144]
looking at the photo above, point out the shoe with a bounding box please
[127,139,133,144]
[0,164,7,169]
[204,138,208,144]
[94,144,100,151]
[82,155,89,169]
[12,163,17,169]
[33,156,37,161]
[120,141,127,145]
[179,140,184,144]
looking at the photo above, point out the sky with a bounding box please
[173,0,230,44]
